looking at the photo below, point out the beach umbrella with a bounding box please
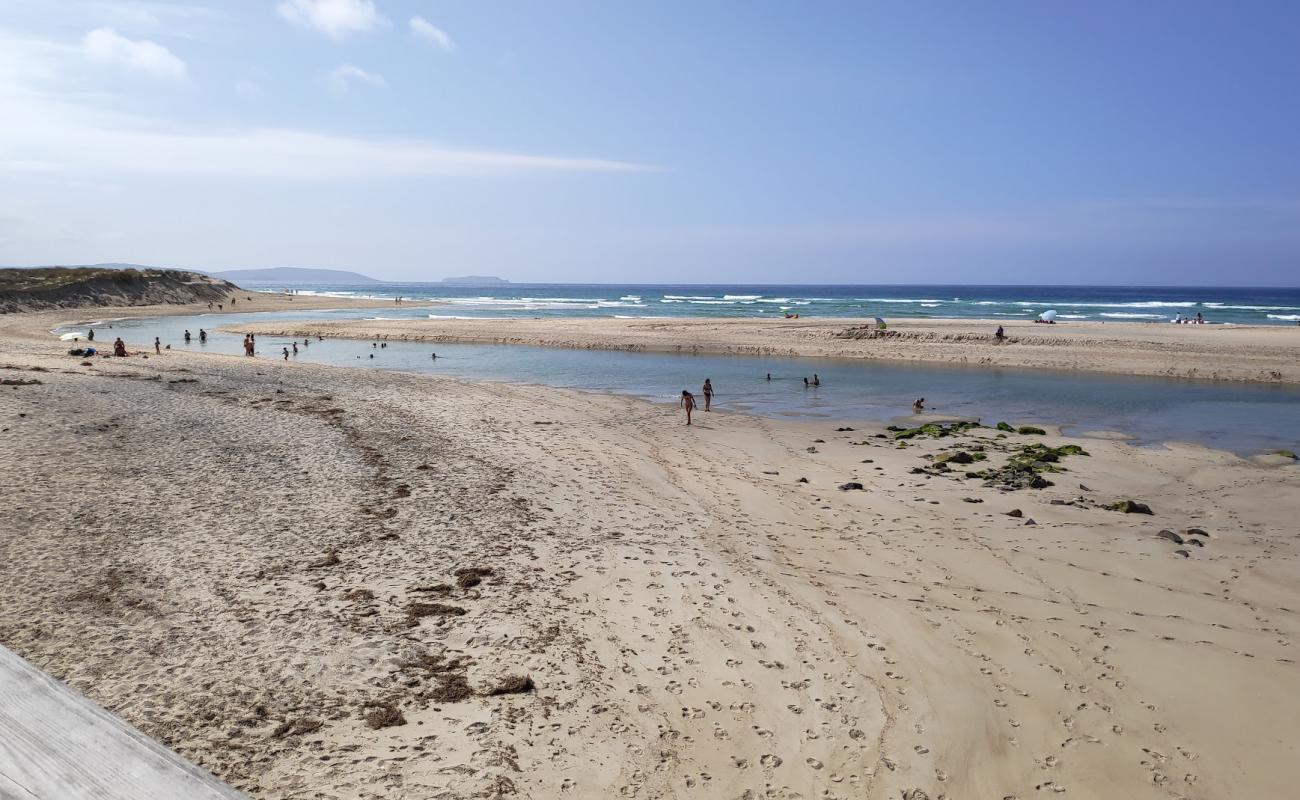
[874,317,887,330]
[1039,309,1058,322]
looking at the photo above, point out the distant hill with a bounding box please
[440,275,510,286]
[211,267,382,284]
[0,267,236,313]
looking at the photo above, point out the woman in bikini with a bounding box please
[680,390,697,425]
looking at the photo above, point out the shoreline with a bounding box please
[215,315,1300,384]
[2,330,1298,798]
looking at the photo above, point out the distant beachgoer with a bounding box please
[292,342,298,355]
[373,342,378,348]
[995,325,1005,340]
[154,337,161,354]
[680,390,697,425]
[913,397,925,413]
[87,329,94,341]
[812,374,820,386]
[303,338,309,347]
[184,330,191,343]
[803,377,809,388]
[1196,312,1204,324]
[199,329,207,342]
[369,353,375,359]
[766,373,771,381]
[113,338,127,357]
[282,347,289,360]
[702,379,713,411]
[431,352,438,360]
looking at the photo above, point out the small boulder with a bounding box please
[1006,509,1023,518]
[962,497,984,504]
[1107,499,1153,515]
[839,482,865,491]
[1017,425,1047,435]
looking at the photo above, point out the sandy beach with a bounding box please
[2,310,1299,799]
[221,316,1300,384]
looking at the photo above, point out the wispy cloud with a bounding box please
[82,27,187,80]
[328,62,385,93]
[277,0,384,40]
[409,16,454,51]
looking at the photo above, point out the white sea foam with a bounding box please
[1205,304,1300,311]
[1015,301,1195,309]
[1267,314,1300,321]
[1100,312,1166,319]
[723,294,762,300]
[857,298,944,303]
[663,295,717,300]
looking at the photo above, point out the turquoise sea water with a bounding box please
[57,306,1300,457]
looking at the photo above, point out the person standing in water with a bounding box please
[199,329,207,343]
[292,342,298,355]
[702,378,713,411]
[812,374,820,386]
[913,397,925,413]
[87,329,94,342]
[154,337,161,354]
[184,330,191,343]
[680,390,697,425]
[282,347,290,360]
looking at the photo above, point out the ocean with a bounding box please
[243,283,1300,325]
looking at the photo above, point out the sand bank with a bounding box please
[2,330,1299,799]
[0,291,425,342]
[222,315,1300,384]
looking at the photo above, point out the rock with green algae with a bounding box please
[996,421,1014,432]
[1107,499,1154,515]
[888,421,983,440]
[1017,425,1047,435]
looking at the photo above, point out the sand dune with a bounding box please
[2,325,1299,798]
[222,316,1300,384]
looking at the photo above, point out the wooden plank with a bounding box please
[0,645,247,800]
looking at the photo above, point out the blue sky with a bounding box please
[1,1,1297,284]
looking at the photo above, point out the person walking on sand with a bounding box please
[702,378,714,411]
[154,337,161,354]
[681,390,697,425]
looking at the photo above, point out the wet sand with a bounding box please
[2,321,1299,799]
[222,316,1300,384]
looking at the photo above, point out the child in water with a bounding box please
[680,390,697,425]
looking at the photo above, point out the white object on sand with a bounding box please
[1039,310,1058,322]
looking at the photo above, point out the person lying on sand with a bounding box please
[680,390,697,425]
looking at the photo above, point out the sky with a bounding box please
[1,1,1298,285]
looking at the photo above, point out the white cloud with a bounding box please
[277,0,384,40]
[409,16,454,51]
[82,27,187,80]
[328,63,385,93]
[0,91,657,180]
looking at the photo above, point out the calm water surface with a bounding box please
[59,310,1300,457]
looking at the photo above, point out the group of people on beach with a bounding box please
[1172,312,1206,324]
